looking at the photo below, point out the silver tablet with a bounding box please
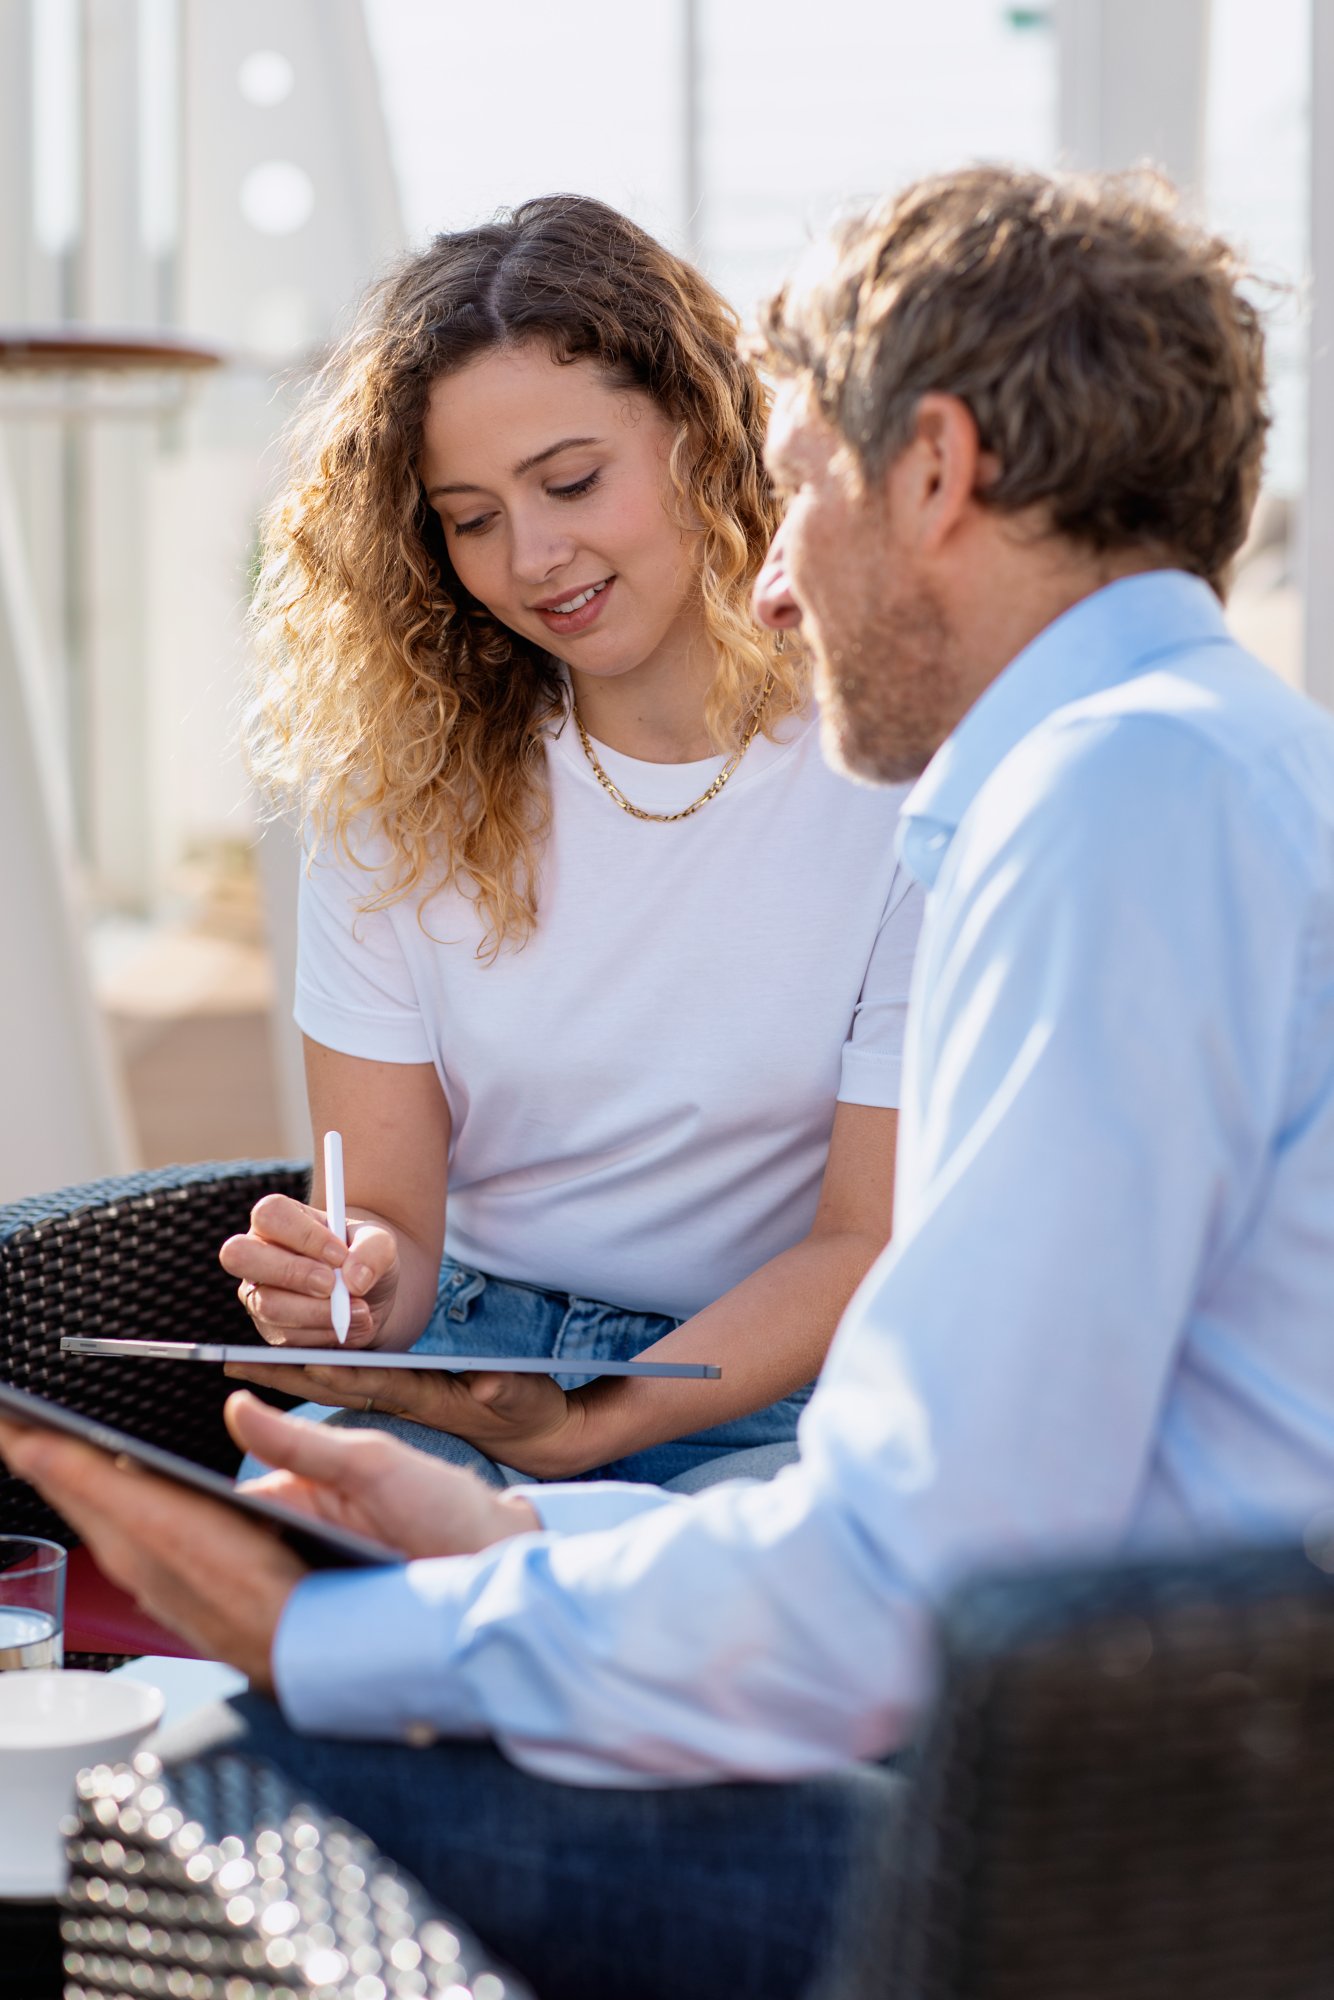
[61,1336,722,1380]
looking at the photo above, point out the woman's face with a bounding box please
[419,343,704,683]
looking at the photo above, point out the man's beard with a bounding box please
[812,577,961,787]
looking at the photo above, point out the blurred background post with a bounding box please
[0,0,1320,1198]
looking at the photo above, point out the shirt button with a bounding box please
[403,1721,438,1747]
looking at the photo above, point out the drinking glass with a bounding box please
[0,1537,66,1669]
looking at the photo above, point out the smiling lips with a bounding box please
[533,575,615,635]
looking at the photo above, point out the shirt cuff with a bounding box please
[273,1560,490,1743]
[837,1043,903,1109]
[517,1480,684,1535]
[292,996,434,1065]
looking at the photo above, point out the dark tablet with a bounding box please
[0,1379,400,1570]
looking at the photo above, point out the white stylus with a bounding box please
[324,1129,351,1344]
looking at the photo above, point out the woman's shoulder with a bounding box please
[303,809,396,878]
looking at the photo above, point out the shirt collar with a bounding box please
[897,569,1232,889]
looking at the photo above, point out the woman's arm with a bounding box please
[219,1039,451,1353]
[550,1100,898,1473]
[237,1101,898,1471]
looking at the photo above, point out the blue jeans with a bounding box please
[157,1692,907,2000]
[313,1257,813,1491]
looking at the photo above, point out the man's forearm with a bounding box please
[272,1450,932,1779]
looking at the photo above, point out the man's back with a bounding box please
[831,572,1334,1588]
[1076,635,1334,1545]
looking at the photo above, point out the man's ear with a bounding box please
[882,393,983,554]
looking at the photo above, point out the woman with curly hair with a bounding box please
[221,194,921,1492]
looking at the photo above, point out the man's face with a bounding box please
[756,381,962,785]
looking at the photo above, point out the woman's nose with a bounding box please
[512,516,575,587]
[752,540,803,631]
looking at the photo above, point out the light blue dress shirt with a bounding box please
[274,571,1334,1785]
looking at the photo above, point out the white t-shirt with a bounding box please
[295,705,922,1320]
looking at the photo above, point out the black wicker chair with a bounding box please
[0,1160,310,1552]
[0,1161,310,1666]
[879,1540,1334,1999]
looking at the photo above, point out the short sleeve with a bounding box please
[837,865,924,1109]
[294,836,434,1063]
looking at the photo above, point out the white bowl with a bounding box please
[0,1671,165,1898]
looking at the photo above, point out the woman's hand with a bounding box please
[219,1192,400,1349]
[222,1358,589,1480]
[224,1392,543,1551]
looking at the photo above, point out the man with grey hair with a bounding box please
[5,166,1334,1999]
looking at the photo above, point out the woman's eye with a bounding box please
[451,514,493,538]
[550,471,600,502]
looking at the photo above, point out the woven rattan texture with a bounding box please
[886,1543,1334,2000]
[62,1750,534,2000]
[0,1162,308,1545]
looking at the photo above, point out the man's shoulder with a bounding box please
[957,641,1334,905]
[1014,644,1332,853]
[1066,638,1332,765]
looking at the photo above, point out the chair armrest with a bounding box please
[884,1540,1334,1999]
[0,1160,309,1545]
[62,1748,535,1998]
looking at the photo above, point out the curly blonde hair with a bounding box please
[249,194,803,955]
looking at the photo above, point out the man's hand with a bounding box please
[224,1358,590,1479]
[0,1395,541,1688]
[0,1415,303,1689]
[221,1392,544,1547]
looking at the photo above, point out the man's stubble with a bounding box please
[813,572,963,788]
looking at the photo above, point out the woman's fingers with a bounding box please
[219,1198,343,1278]
[224,1360,369,1399]
[218,1195,397,1346]
[343,1221,398,1301]
[237,1290,375,1343]
[456,1370,520,1410]
[224,1362,455,1419]
[220,1239,336,1297]
[252,1193,348,1260]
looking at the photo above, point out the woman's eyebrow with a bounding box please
[426,436,603,499]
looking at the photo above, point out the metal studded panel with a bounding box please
[0,1162,309,1545]
[62,1750,534,2000]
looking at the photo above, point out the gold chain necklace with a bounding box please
[572,676,775,824]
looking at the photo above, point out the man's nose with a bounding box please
[752,541,803,631]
